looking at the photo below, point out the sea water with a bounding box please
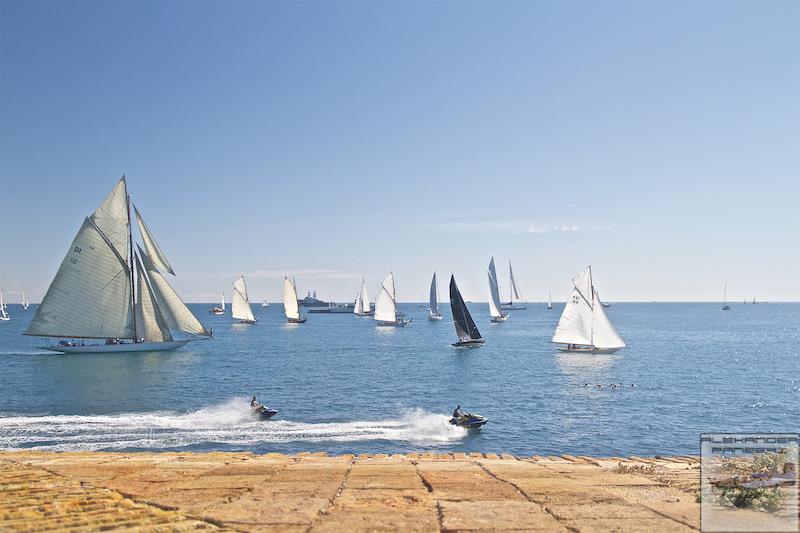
[0,303,797,456]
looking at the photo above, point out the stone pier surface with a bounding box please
[0,451,702,532]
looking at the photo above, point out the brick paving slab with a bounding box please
[0,451,704,531]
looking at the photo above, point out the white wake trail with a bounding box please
[0,398,466,451]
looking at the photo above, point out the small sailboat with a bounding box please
[353,278,374,316]
[500,260,527,310]
[261,300,269,308]
[374,272,411,327]
[232,276,257,324]
[209,292,225,315]
[596,291,612,308]
[428,272,443,320]
[283,276,307,323]
[0,290,9,321]
[551,266,625,354]
[449,275,484,347]
[547,291,553,310]
[21,292,29,310]
[25,176,212,352]
[721,284,730,311]
[488,258,508,322]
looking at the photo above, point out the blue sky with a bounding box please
[1,1,798,303]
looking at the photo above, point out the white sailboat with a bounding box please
[209,292,225,314]
[428,271,442,320]
[283,276,307,323]
[547,291,552,310]
[232,276,257,324]
[500,260,527,310]
[721,283,730,311]
[353,278,373,316]
[551,266,625,354]
[374,271,410,327]
[0,290,9,321]
[261,300,269,308]
[25,176,211,353]
[21,292,29,310]
[488,258,508,322]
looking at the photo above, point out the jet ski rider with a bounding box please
[453,405,463,418]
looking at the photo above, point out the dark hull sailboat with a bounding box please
[449,275,485,347]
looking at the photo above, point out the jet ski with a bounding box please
[252,404,278,420]
[449,412,488,429]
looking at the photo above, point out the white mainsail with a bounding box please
[509,261,524,302]
[232,276,255,322]
[283,277,301,320]
[134,252,172,342]
[488,258,505,319]
[429,272,439,316]
[0,291,8,320]
[552,267,594,346]
[134,205,175,275]
[26,218,134,339]
[354,289,363,314]
[221,292,226,312]
[139,245,211,337]
[591,289,625,349]
[374,272,397,323]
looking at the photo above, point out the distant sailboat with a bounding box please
[547,291,552,310]
[449,275,484,347]
[488,258,508,322]
[501,260,527,310]
[721,284,730,311]
[209,292,225,315]
[0,290,9,321]
[21,292,29,310]
[232,276,257,324]
[353,278,373,316]
[428,272,443,320]
[596,291,612,308]
[261,300,269,308]
[551,266,625,354]
[24,176,211,352]
[283,276,307,323]
[374,272,411,327]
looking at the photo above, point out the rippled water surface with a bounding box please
[1,302,797,456]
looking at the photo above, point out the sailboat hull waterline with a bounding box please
[287,317,307,324]
[428,313,443,321]
[42,340,191,354]
[452,338,485,348]
[556,344,620,354]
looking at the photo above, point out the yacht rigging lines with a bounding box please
[24,176,211,353]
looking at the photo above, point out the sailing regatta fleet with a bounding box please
[15,177,630,354]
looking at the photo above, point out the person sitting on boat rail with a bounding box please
[453,405,463,418]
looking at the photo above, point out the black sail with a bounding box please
[449,275,482,341]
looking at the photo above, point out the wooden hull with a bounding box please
[376,318,411,327]
[287,317,307,324]
[42,340,191,354]
[556,344,621,354]
[237,319,257,324]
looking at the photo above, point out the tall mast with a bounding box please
[125,176,137,340]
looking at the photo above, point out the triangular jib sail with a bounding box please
[232,276,255,322]
[487,258,506,319]
[134,252,173,342]
[134,205,175,275]
[139,245,211,337]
